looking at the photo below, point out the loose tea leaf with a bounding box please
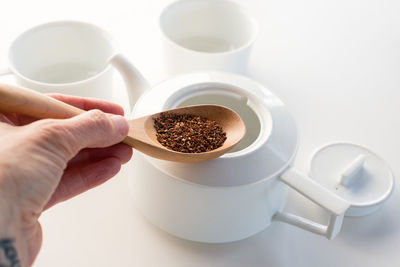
[153,113,227,153]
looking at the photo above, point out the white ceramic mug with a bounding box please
[0,21,119,100]
[159,0,259,75]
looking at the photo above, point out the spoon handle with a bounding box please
[0,83,84,119]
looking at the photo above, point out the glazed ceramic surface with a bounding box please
[1,21,117,100]
[160,0,258,74]
[125,72,349,243]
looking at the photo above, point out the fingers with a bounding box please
[0,112,33,125]
[49,94,125,115]
[43,142,133,209]
[67,110,129,147]
[30,109,129,161]
[68,144,133,168]
[0,94,125,126]
[44,157,122,209]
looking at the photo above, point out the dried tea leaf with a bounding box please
[153,113,227,153]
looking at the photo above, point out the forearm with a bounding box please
[0,177,22,267]
[1,191,39,267]
[0,215,22,267]
[0,238,21,267]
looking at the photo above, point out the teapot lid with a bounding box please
[309,142,394,217]
[132,72,298,187]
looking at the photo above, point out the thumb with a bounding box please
[31,109,129,161]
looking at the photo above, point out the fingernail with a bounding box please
[111,115,129,136]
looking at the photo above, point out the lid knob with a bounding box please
[340,154,366,186]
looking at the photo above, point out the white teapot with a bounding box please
[110,54,394,243]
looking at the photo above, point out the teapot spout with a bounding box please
[109,53,150,113]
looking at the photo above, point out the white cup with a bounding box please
[0,21,118,100]
[159,0,258,75]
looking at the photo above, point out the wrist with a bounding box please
[0,174,19,236]
[0,238,21,267]
[0,176,23,266]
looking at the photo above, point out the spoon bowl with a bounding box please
[125,105,246,162]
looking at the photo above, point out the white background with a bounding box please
[1,0,400,266]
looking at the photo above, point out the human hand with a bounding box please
[0,94,132,267]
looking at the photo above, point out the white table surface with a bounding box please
[1,0,400,266]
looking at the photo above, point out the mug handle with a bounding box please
[274,167,350,239]
[0,67,12,77]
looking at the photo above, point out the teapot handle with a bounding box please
[274,167,350,239]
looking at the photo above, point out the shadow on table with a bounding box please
[339,197,399,243]
[134,209,293,267]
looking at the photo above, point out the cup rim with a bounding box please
[8,20,118,87]
[159,0,259,56]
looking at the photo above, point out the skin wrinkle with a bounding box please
[38,120,83,161]
[84,109,122,147]
[0,162,20,235]
[2,131,61,212]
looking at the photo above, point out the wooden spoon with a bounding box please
[0,84,246,162]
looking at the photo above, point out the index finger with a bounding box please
[49,94,125,115]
